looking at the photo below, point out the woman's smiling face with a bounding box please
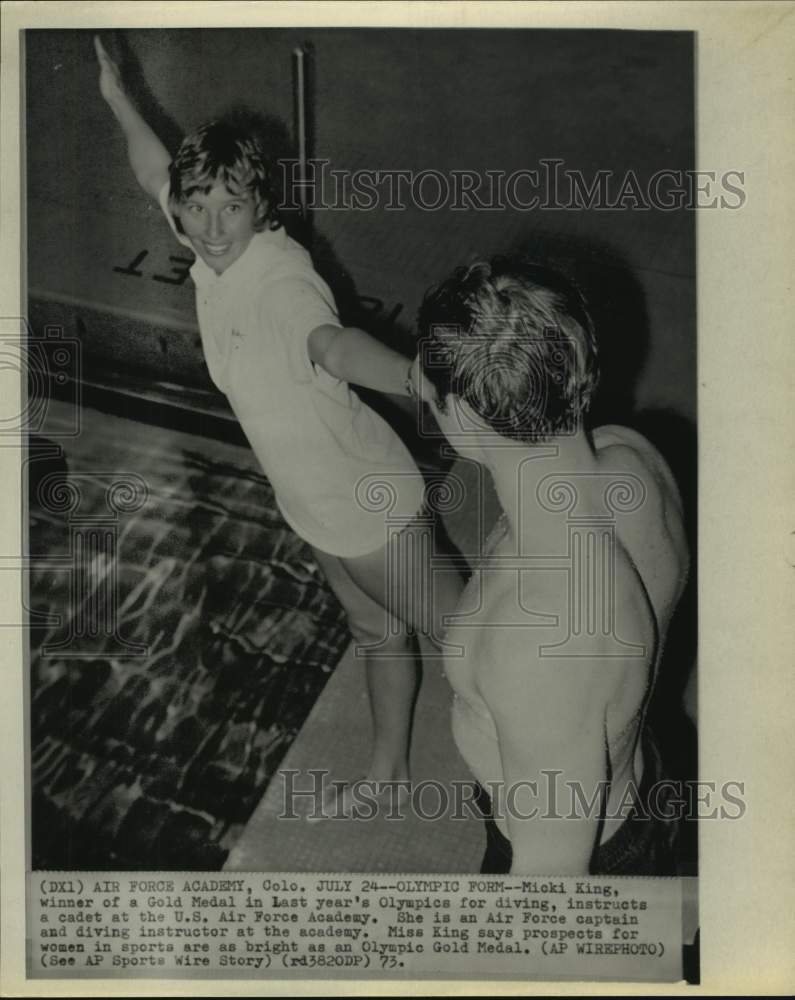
[177,179,260,274]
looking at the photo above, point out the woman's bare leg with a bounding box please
[311,518,464,812]
[342,517,465,652]
[362,632,419,783]
[341,518,465,780]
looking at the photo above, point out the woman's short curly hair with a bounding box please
[417,256,600,442]
[168,112,281,233]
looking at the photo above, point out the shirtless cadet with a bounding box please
[412,257,690,875]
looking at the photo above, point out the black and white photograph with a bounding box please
[2,0,793,994]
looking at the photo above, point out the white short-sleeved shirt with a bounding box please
[159,184,424,556]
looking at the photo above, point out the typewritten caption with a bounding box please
[29,872,684,981]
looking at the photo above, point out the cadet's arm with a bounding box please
[94,35,171,200]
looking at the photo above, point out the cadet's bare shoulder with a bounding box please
[594,424,679,500]
[593,424,690,606]
[595,427,686,535]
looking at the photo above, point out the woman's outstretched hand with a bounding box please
[91,33,172,200]
[94,35,125,106]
